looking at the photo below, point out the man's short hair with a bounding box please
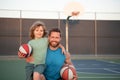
[48,28,61,37]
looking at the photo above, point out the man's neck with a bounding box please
[49,46,59,50]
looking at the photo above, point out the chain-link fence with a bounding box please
[0,9,120,56]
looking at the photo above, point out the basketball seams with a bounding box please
[18,44,32,58]
[27,44,32,56]
[60,64,76,80]
[60,67,68,77]
[63,68,69,79]
[68,69,73,79]
[19,45,27,54]
[23,44,29,54]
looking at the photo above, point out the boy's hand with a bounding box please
[59,44,66,54]
[18,51,26,58]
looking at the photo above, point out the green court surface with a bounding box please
[0,60,26,80]
[77,72,120,80]
[0,56,120,80]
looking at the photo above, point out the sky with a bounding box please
[0,0,120,12]
[0,0,120,20]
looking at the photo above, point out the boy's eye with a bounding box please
[40,30,43,32]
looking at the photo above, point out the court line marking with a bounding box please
[76,67,119,69]
[104,68,120,74]
[97,59,120,64]
[77,71,120,75]
[77,72,120,78]
[78,77,120,78]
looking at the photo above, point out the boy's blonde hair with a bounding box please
[30,21,47,39]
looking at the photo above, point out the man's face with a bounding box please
[48,32,61,48]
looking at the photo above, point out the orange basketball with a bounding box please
[18,44,32,58]
[60,64,76,80]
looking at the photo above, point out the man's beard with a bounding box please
[49,41,60,48]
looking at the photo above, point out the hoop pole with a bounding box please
[66,16,71,52]
[19,10,22,45]
[58,11,60,29]
[95,12,97,56]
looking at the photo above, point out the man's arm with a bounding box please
[64,51,72,65]
[64,52,78,80]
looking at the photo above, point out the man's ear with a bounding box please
[60,37,62,41]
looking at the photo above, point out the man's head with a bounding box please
[48,28,61,49]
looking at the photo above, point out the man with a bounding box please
[43,28,77,80]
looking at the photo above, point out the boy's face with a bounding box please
[48,32,61,48]
[34,26,44,39]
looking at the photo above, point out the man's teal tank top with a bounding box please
[44,48,65,80]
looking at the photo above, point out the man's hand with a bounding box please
[72,75,78,80]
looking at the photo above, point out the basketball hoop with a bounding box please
[63,1,84,52]
[63,1,84,17]
[72,11,80,16]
